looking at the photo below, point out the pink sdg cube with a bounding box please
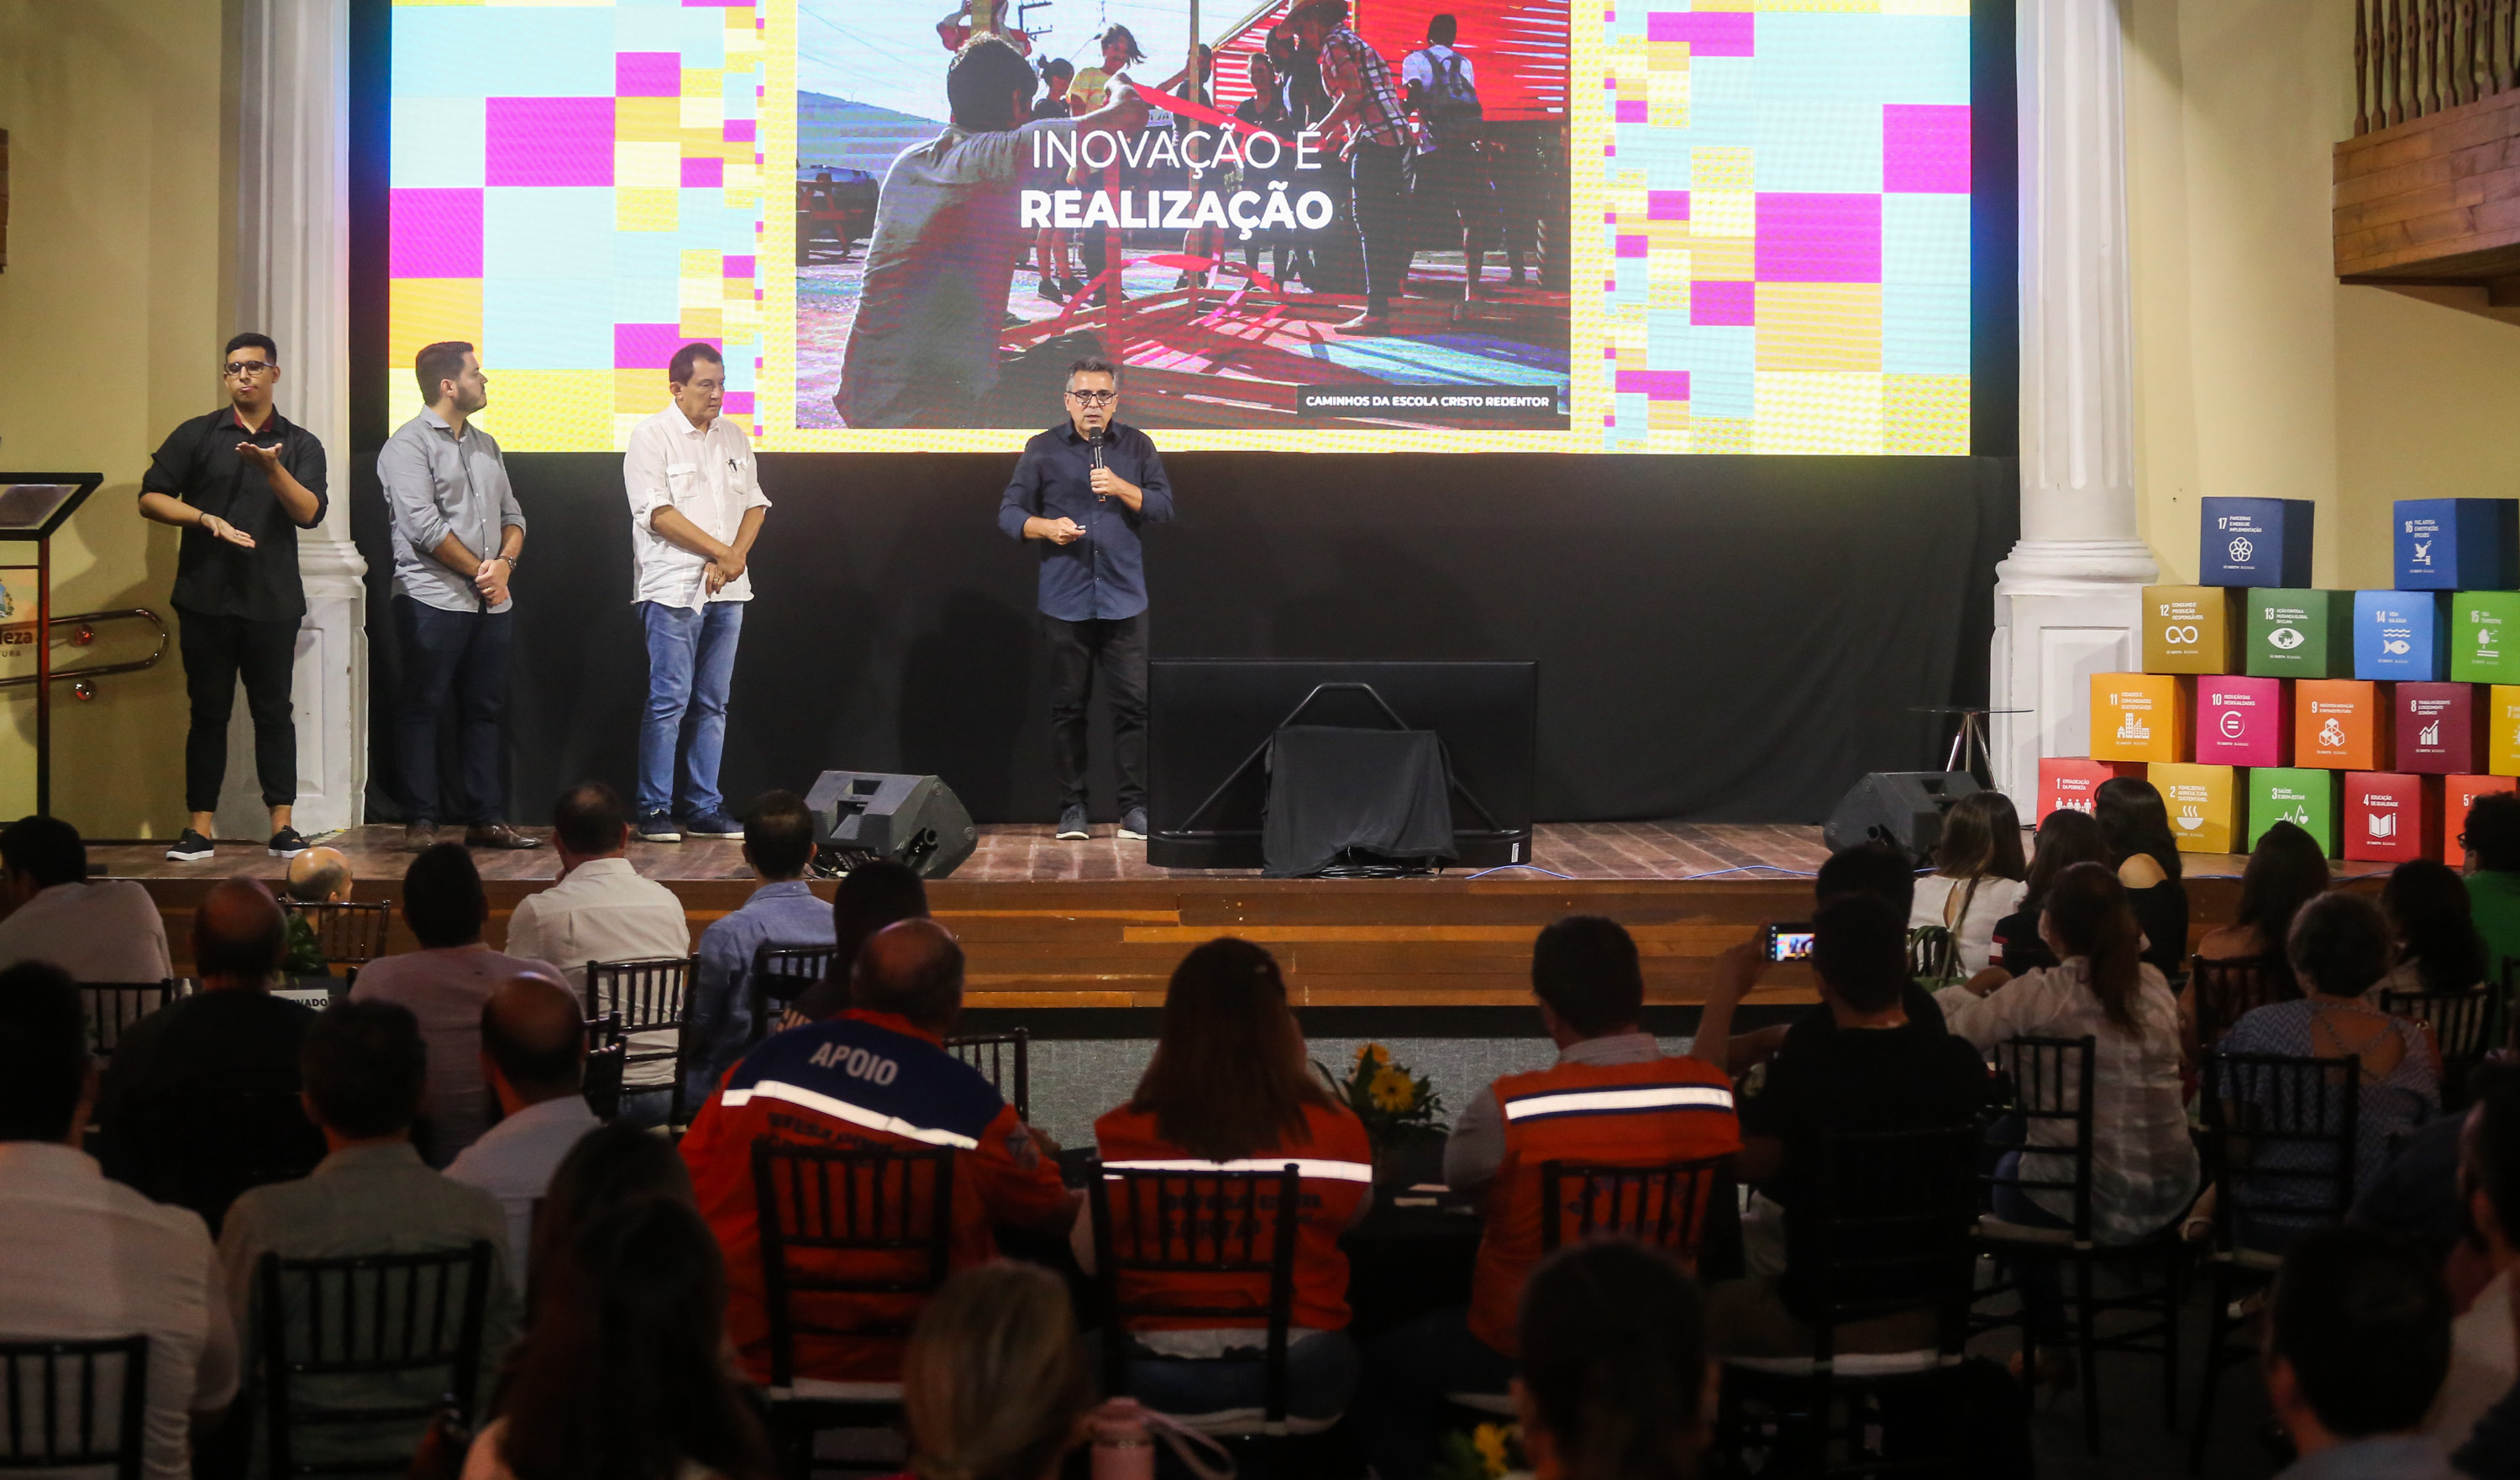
[2195,675,2292,768]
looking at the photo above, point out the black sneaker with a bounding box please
[1055,804,1089,841]
[267,827,310,858]
[685,811,744,838]
[1117,807,1149,841]
[165,829,216,863]
[635,811,683,843]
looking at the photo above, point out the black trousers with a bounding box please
[1350,142,1413,309]
[176,606,299,815]
[394,594,515,827]
[1045,613,1147,813]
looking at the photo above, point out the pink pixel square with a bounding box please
[723,255,757,278]
[1647,191,1689,220]
[1755,193,1882,282]
[724,119,759,144]
[1646,11,1753,55]
[617,324,716,370]
[616,52,681,97]
[486,97,613,187]
[1614,99,1647,123]
[1691,281,1753,326]
[1614,234,1650,258]
[722,391,756,414]
[681,155,724,187]
[391,189,482,278]
[1614,370,1689,400]
[1883,104,1971,193]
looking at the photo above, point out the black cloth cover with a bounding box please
[1262,725,1459,877]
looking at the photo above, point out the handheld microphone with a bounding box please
[1089,426,1107,499]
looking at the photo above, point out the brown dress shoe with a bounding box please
[404,821,437,852]
[465,822,543,850]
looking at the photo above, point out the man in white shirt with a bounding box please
[622,344,769,844]
[1399,13,1495,299]
[0,815,172,983]
[446,974,599,1291]
[501,782,691,1116]
[0,961,239,1480]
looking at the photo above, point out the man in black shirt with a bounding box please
[137,333,329,863]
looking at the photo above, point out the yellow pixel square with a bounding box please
[615,97,680,144]
[472,370,613,453]
[388,279,482,369]
[1693,417,1756,453]
[616,141,680,188]
[1692,147,1755,190]
[616,187,680,232]
[1692,188,1754,238]
[616,367,665,415]
[1755,284,1883,372]
[1885,375,1971,454]
[1689,237,1753,280]
[1752,372,1886,454]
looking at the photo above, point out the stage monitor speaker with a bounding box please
[805,772,978,879]
[1821,771,1981,865]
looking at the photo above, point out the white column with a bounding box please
[1989,0,2160,799]
[218,0,368,839]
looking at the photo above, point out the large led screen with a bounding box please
[388,0,1971,454]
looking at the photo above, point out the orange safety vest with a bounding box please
[1467,1054,1740,1356]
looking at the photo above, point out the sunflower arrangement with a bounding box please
[1322,1042,1444,1152]
[1434,1420,1529,1480]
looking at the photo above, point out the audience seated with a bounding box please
[2380,858,2491,1000]
[881,1262,1092,1480]
[2222,891,2440,1245]
[99,875,323,1231]
[528,1120,699,1297]
[462,1199,774,1480]
[279,845,354,978]
[2265,1225,2461,1480]
[502,782,692,1116]
[0,813,172,983]
[348,843,564,1163]
[2094,777,2192,976]
[445,976,599,1290]
[784,860,930,1026]
[2465,792,2520,999]
[2180,820,2330,1060]
[1515,1240,1714,1480]
[0,961,239,1480]
[1084,937,1371,1428]
[1706,892,1989,1357]
[1985,808,2110,979]
[680,918,1077,1385]
[1907,790,2026,979]
[218,1000,518,1467]
[1720,841,1945,1074]
[686,790,832,1104]
[2429,1079,2520,1451]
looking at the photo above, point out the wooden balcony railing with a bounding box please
[2339,0,2520,291]
[2355,0,2520,134]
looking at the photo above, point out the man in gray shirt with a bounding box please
[378,342,538,853]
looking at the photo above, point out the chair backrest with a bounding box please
[750,1141,958,1389]
[1539,1155,1728,1263]
[1089,1163,1303,1429]
[748,945,837,1047]
[283,902,393,967]
[1802,1124,1984,1361]
[256,1241,496,1479]
[177,1088,328,1237]
[76,981,176,1055]
[1983,1036,2097,1242]
[2201,1050,2363,1256]
[1906,926,1956,987]
[2191,953,2297,1051]
[2379,987,2496,1096]
[943,1028,1030,1122]
[0,1336,149,1478]
[585,957,694,1037]
[582,1015,626,1124]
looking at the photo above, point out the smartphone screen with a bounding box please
[1764,924,1816,963]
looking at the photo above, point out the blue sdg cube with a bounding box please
[2397,499,2520,590]
[2199,498,2313,587]
[2354,590,2451,681]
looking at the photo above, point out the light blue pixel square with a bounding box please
[1874,17,1971,106]
[485,276,614,370]
[483,188,616,279]
[1682,57,1756,149]
[391,97,485,191]
[1675,324,1754,418]
[393,9,615,98]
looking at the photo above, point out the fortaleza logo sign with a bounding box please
[1021,128,1339,243]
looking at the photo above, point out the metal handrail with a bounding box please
[0,607,169,691]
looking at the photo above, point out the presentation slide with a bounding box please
[387,0,1971,454]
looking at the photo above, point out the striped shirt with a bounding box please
[1318,25,1411,155]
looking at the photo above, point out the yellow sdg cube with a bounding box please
[2492,687,2520,778]
[2143,586,2241,675]
[2090,674,2190,764]
[2150,762,2239,853]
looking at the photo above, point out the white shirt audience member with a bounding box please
[0,879,173,984]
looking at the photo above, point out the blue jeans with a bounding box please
[638,600,743,818]
[1100,1330,1360,1427]
[394,596,514,827]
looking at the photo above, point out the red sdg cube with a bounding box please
[2038,758,2145,822]
[2396,682,2488,775]
[2343,772,2444,862]
[2449,775,2519,865]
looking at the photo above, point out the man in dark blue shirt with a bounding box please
[995,357,1174,842]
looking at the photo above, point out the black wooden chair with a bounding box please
[753,1141,958,1479]
[586,956,698,1125]
[1906,926,1956,988]
[2188,1050,2362,1473]
[2379,985,2496,1108]
[76,980,180,1055]
[749,944,838,1046]
[1972,1035,2184,1456]
[0,1335,150,1478]
[255,1241,497,1478]
[1091,1162,1317,1438]
[582,1014,627,1124]
[285,901,393,974]
[944,1029,1030,1122]
[1719,1124,1983,1478]
[2190,953,2295,1052]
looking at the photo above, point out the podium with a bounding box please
[0,475,102,816]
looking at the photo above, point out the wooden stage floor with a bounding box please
[101,822,2348,1012]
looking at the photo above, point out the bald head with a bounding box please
[194,876,286,989]
[480,974,585,1105]
[285,847,353,905]
[849,918,965,1033]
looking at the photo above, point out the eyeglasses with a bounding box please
[223,360,276,379]
[1065,390,1118,405]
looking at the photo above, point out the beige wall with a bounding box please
[0,0,228,835]
[2126,0,2520,591]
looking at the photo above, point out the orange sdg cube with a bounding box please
[2294,680,2389,771]
[2090,674,2190,764]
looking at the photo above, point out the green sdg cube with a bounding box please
[2245,590,2355,678]
[2452,592,2520,684]
[2248,767,2341,855]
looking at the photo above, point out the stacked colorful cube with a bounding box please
[2044,498,2520,862]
